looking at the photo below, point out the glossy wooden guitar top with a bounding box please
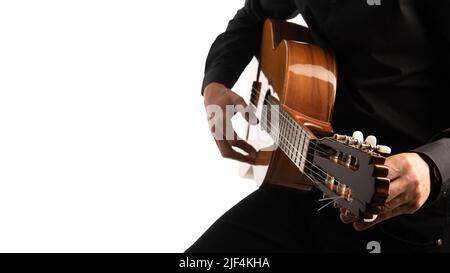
[256,19,336,191]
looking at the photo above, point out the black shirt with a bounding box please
[202,0,450,202]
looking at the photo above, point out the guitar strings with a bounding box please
[250,92,347,187]
[260,111,334,183]
[251,91,334,175]
[262,111,335,185]
[319,196,343,201]
[262,116,365,207]
[262,111,355,199]
[249,89,331,155]
[250,91,368,206]
[250,111,366,209]
[248,96,335,185]
[317,196,343,212]
[249,92,331,157]
[248,89,367,207]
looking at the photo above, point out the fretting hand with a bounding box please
[340,152,431,231]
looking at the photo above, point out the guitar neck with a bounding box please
[260,96,314,174]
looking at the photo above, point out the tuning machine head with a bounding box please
[352,131,364,143]
[333,132,391,155]
[373,145,391,154]
[315,132,391,219]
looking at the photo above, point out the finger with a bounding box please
[386,177,409,203]
[207,111,225,140]
[210,112,236,142]
[232,94,249,108]
[384,193,407,212]
[385,157,403,181]
[205,103,223,123]
[235,103,259,125]
[386,165,402,181]
[353,205,408,231]
[230,139,257,158]
[215,140,256,164]
[232,95,257,124]
[353,194,407,230]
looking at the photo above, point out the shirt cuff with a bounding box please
[201,66,242,95]
[413,138,450,204]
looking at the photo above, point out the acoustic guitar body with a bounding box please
[239,19,337,191]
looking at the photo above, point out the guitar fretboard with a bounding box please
[260,97,311,173]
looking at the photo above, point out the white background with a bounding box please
[0,0,306,252]
[0,0,259,253]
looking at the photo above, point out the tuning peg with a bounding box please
[333,134,347,142]
[375,145,391,154]
[352,131,364,143]
[365,135,377,146]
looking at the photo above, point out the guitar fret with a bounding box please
[292,126,298,165]
[292,127,298,166]
[286,127,291,153]
[260,99,311,174]
[298,132,305,169]
[281,117,287,151]
[261,106,267,131]
[295,129,302,167]
[293,126,297,158]
[300,137,309,172]
[287,121,293,159]
[285,120,289,155]
[277,116,282,149]
[284,126,289,153]
[292,129,298,167]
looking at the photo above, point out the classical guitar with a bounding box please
[239,19,391,220]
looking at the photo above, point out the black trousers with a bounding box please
[187,186,450,253]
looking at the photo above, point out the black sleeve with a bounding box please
[201,0,299,93]
[414,130,450,203]
[423,0,450,43]
[413,1,450,203]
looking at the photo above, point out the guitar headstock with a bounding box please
[309,131,391,220]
